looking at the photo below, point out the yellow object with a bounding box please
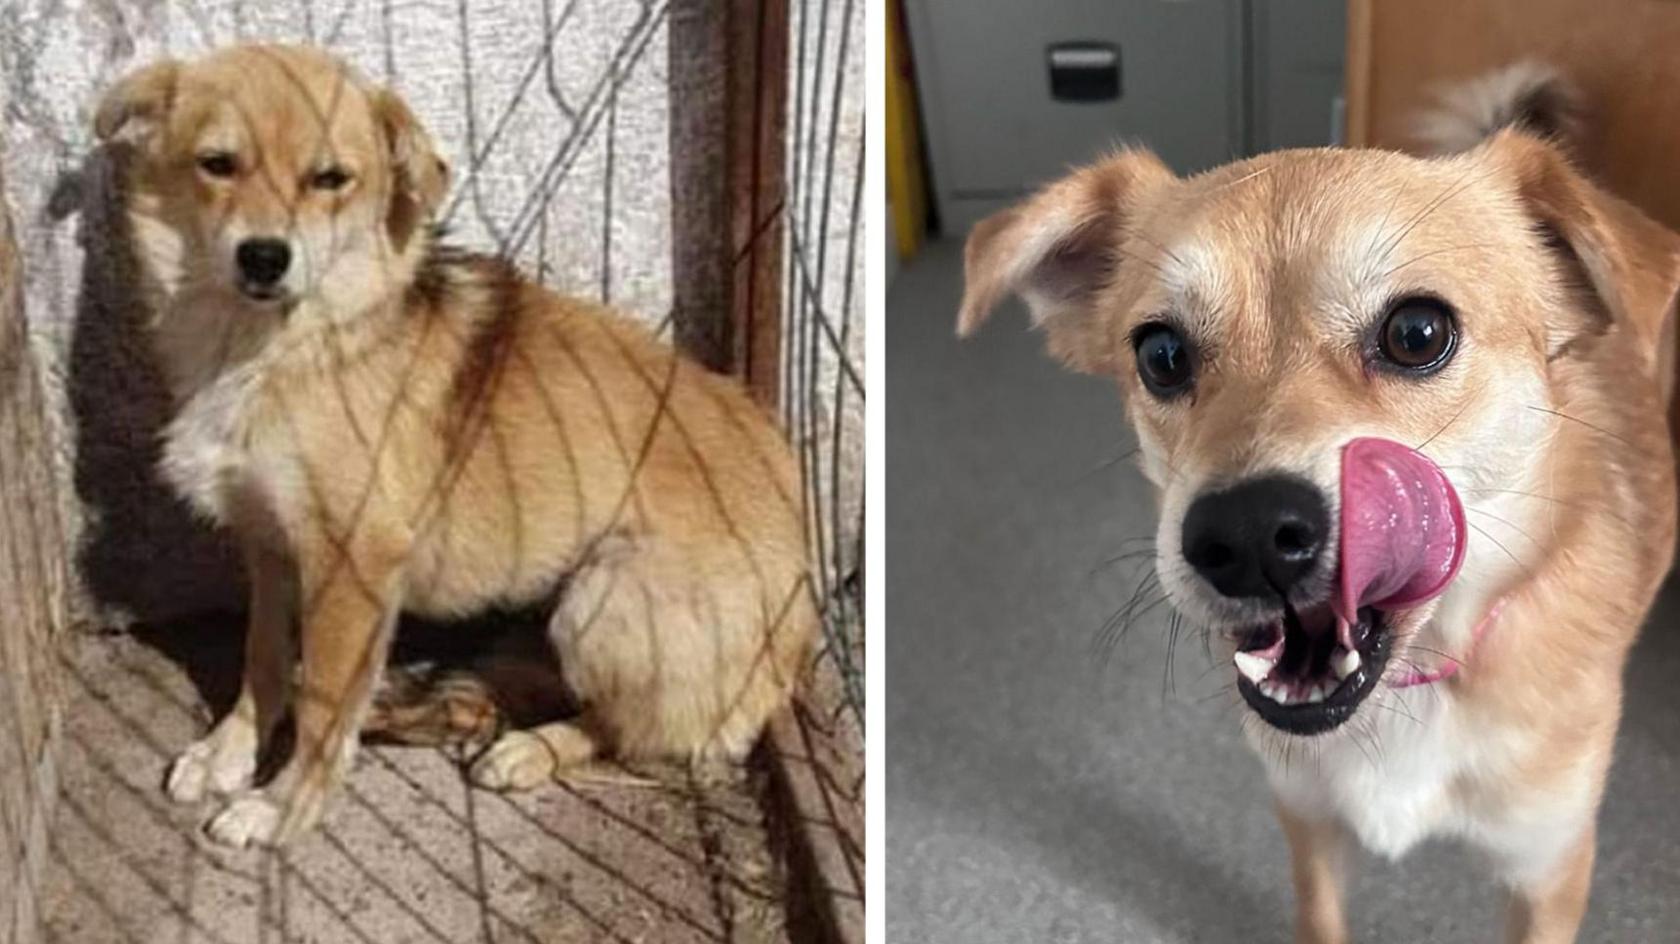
[886,0,928,259]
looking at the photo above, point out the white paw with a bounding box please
[166,729,257,804]
[470,732,553,792]
[205,792,282,848]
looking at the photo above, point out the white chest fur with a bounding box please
[1257,682,1591,887]
[1261,689,1461,857]
[147,281,293,526]
[159,360,265,524]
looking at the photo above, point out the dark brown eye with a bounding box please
[1134,323,1194,397]
[310,167,353,191]
[1378,298,1457,372]
[196,152,237,178]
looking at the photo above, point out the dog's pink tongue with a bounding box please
[1336,437,1467,627]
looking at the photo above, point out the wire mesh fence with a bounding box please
[784,0,865,732]
[761,3,867,938]
[0,0,865,941]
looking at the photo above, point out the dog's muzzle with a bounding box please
[1184,438,1466,735]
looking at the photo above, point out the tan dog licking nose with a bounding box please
[958,67,1680,944]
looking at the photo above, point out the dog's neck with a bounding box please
[1393,596,1508,687]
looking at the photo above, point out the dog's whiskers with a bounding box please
[1414,392,1480,453]
[1525,404,1639,451]
[1465,505,1541,548]
[1467,519,1533,576]
[1066,444,1144,486]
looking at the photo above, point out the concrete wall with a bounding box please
[0,160,69,944]
[0,0,678,625]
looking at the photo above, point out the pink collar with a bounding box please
[1390,596,1508,688]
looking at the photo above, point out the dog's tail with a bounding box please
[364,628,574,747]
[1412,60,1584,155]
[364,666,509,746]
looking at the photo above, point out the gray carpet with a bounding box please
[885,239,1680,943]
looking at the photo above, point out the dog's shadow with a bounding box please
[50,142,246,624]
[128,604,574,761]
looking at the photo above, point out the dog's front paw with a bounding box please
[205,791,282,848]
[166,726,257,804]
[204,776,333,849]
[470,731,554,792]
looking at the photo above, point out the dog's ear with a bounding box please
[372,87,451,250]
[956,148,1174,373]
[94,60,180,143]
[1488,129,1680,377]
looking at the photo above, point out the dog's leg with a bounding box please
[1277,802,1351,944]
[470,719,602,791]
[205,535,405,848]
[1506,824,1595,944]
[167,543,295,803]
[544,536,811,768]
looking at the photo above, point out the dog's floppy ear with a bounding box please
[1488,129,1680,379]
[94,60,180,143]
[957,148,1174,373]
[372,87,451,249]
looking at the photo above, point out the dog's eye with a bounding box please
[1133,324,1194,397]
[1378,297,1457,372]
[196,152,238,178]
[310,167,353,191]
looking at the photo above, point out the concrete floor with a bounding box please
[40,622,794,944]
[885,240,1680,943]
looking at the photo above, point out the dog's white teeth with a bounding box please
[1234,650,1275,685]
[1332,647,1361,680]
[1306,684,1328,704]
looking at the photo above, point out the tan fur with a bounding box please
[960,133,1680,942]
[1276,803,1351,944]
[96,44,815,847]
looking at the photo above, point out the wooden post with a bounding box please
[668,0,786,410]
[725,0,788,409]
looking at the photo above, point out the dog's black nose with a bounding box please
[1181,476,1328,599]
[236,238,291,286]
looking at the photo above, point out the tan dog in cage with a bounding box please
[93,43,816,847]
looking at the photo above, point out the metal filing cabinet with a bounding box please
[906,0,1245,232]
